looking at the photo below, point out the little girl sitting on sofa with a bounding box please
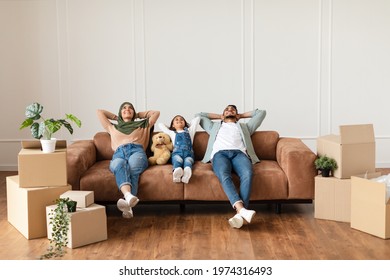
[158,115,200,183]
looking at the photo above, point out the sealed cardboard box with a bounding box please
[46,203,107,248]
[317,124,375,179]
[18,141,67,187]
[314,176,351,222]
[351,172,390,239]
[60,190,94,208]
[6,175,71,239]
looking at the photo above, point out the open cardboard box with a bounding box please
[351,172,390,239]
[317,124,375,179]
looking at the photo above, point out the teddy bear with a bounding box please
[148,132,173,165]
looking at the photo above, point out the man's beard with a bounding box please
[225,115,236,120]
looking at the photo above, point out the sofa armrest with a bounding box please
[276,138,317,199]
[67,140,97,190]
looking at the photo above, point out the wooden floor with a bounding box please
[1,170,390,260]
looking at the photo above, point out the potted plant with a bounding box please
[314,155,338,177]
[41,197,77,259]
[20,102,82,153]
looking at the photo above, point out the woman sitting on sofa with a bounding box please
[97,102,160,219]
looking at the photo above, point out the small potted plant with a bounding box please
[41,197,77,259]
[314,155,338,177]
[20,102,82,153]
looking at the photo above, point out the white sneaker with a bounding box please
[117,198,129,211]
[125,193,139,208]
[173,167,183,183]
[228,214,244,229]
[122,207,133,219]
[239,208,256,223]
[181,167,192,184]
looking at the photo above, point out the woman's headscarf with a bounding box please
[114,102,149,135]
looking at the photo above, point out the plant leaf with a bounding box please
[31,123,41,139]
[25,103,43,120]
[66,114,82,127]
[38,122,47,139]
[45,119,62,135]
[60,120,73,134]
[20,119,33,130]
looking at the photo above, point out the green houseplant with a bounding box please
[41,197,77,259]
[20,102,82,153]
[315,155,338,177]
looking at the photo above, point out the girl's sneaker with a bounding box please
[173,167,183,183]
[181,167,192,184]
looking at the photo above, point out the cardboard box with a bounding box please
[314,176,351,222]
[316,124,375,179]
[6,175,71,239]
[18,143,67,187]
[46,203,107,248]
[351,172,390,239]
[60,190,94,208]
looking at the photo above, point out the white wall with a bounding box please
[1,0,390,171]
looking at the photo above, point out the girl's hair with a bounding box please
[169,115,189,131]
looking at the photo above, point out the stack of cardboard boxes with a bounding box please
[7,141,108,246]
[6,141,71,239]
[315,124,390,239]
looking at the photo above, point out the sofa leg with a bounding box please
[275,203,282,214]
[180,203,185,213]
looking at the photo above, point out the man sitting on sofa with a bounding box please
[196,105,266,229]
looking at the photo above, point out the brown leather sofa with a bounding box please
[67,131,317,212]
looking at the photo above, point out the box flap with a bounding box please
[21,140,67,149]
[317,134,340,144]
[339,124,374,144]
[352,172,382,180]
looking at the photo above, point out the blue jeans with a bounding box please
[211,150,253,208]
[109,143,148,195]
[172,130,194,170]
[172,149,194,170]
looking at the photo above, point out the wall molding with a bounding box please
[56,0,71,116]
[318,0,333,136]
[134,0,147,110]
[242,0,254,112]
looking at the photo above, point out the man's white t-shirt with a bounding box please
[210,122,246,159]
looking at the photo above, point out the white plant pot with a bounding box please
[40,138,57,153]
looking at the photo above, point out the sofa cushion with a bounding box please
[80,160,119,201]
[250,160,288,200]
[138,165,184,201]
[192,132,209,161]
[183,161,230,201]
[251,131,279,160]
[94,132,113,161]
[192,130,279,162]
[183,160,288,201]
[79,160,185,202]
